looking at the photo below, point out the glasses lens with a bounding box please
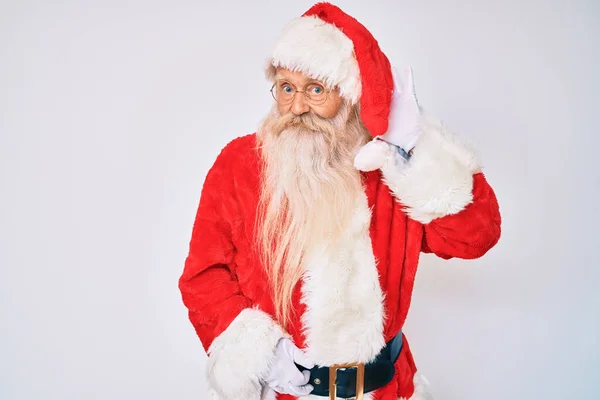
[275,84,295,104]
[305,83,327,105]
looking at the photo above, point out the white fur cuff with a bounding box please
[207,308,287,400]
[404,372,434,400]
[378,116,480,224]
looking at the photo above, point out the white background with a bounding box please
[1,0,598,399]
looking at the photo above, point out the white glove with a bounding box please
[263,337,315,396]
[354,66,422,172]
[379,66,422,151]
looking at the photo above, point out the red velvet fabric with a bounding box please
[179,133,501,399]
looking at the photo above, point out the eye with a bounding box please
[279,83,293,94]
[307,84,326,96]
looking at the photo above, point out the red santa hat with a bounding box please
[265,2,394,137]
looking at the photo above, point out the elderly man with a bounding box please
[178,3,501,400]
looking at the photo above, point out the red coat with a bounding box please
[179,117,501,400]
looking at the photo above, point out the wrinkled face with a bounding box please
[272,68,343,119]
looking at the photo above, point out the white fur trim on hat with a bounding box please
[267,15,362,104]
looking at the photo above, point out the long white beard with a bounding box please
[255,101,371,325]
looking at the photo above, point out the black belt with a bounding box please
[295,330,403,399]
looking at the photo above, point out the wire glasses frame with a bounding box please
[270,82,333,106]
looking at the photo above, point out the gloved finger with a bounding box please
[291,345,315,369]
[391,66,404,98]
[301,369,311,385]
[288,367,310,386]
[403,67,414,96]
[402,66,420,109]
[287,382,314,397]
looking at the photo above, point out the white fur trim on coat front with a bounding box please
[378,116,480,224]
[206,308,286,400]
[298,192,386,400]
[267,15,362,104]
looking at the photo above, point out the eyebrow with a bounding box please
[274,73,323,86]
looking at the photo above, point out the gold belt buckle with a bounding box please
[328,362,365,400]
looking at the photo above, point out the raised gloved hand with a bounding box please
[354,66,422,172]
[380,66,422,150]
[263,337,315,396]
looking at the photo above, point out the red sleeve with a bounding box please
[421,172,501,260]
[178,147,252,351]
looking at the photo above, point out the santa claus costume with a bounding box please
[179,3,501,400]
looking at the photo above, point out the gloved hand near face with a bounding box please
[354,66,422,172]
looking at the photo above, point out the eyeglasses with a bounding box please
[270,82,332,105]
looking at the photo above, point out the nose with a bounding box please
[290,92,310,116]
